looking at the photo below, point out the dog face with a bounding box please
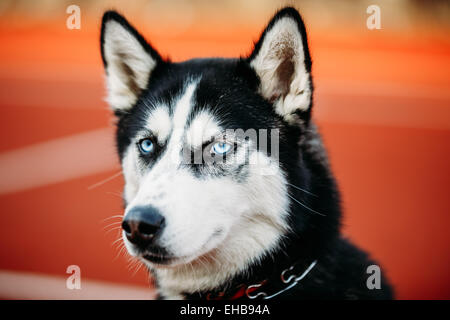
[100,8,314,284]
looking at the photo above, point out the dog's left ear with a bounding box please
[248,7,312,124]
[100,11,162,114]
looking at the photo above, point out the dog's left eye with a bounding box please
[138,138,154,155]
[211,142,232,155]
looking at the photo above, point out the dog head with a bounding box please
[100,7,317,288]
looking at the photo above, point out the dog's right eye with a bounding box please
[138,138,154,155]
[211,141,232,155]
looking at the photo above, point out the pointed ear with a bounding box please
[100,11,162,114]
[248,7,312,124]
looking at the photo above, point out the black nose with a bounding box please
[122,206,165,247]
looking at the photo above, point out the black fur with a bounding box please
[101,7,393,300]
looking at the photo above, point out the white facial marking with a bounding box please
[121,145,140,203]
[146,107,172,144]
[166,81,199,164]
[185,111,221,149]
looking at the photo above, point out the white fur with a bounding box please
[185,111,221,149]
[103,20,156,111]
[167,81,199,164]
[250,17,311,123]
[121,145,141,202]
[146,107,172,144]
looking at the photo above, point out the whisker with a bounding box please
[113,245,127,262]
[106,191,123,198]
[131,260,144,277]
[105,226,122,235]
[101,215,124,223]
[127,258,138,272]
[287,193,325,216]
[286,182,318,197]
[112,237,124,247]
[102,221,122,230]
[87,171,123,190]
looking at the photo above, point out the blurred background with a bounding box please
[0,0,449,300]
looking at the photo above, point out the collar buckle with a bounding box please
[245,260,317,300]
[245,283,267,299]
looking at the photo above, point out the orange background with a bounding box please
[0,1,449,299]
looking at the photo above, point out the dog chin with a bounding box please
[138,251,196,269]
[140,253,180,267]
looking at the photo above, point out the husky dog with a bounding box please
[100,7,393,299]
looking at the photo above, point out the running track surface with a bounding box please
[0,17,449,299]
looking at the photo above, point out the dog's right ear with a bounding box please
[100,11,162,114]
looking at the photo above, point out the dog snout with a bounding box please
[122,206,165,247]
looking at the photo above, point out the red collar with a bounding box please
[204,260,317,300]
[205,280,267,300]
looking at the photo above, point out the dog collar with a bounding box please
[205,260,317,300]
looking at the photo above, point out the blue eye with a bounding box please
[138,138,154,155]
[212,141,232,155]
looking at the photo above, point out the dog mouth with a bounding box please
[138,247,175,265]
[142,253,173,264]
[134,229,227,267]
[139,246,210,267]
